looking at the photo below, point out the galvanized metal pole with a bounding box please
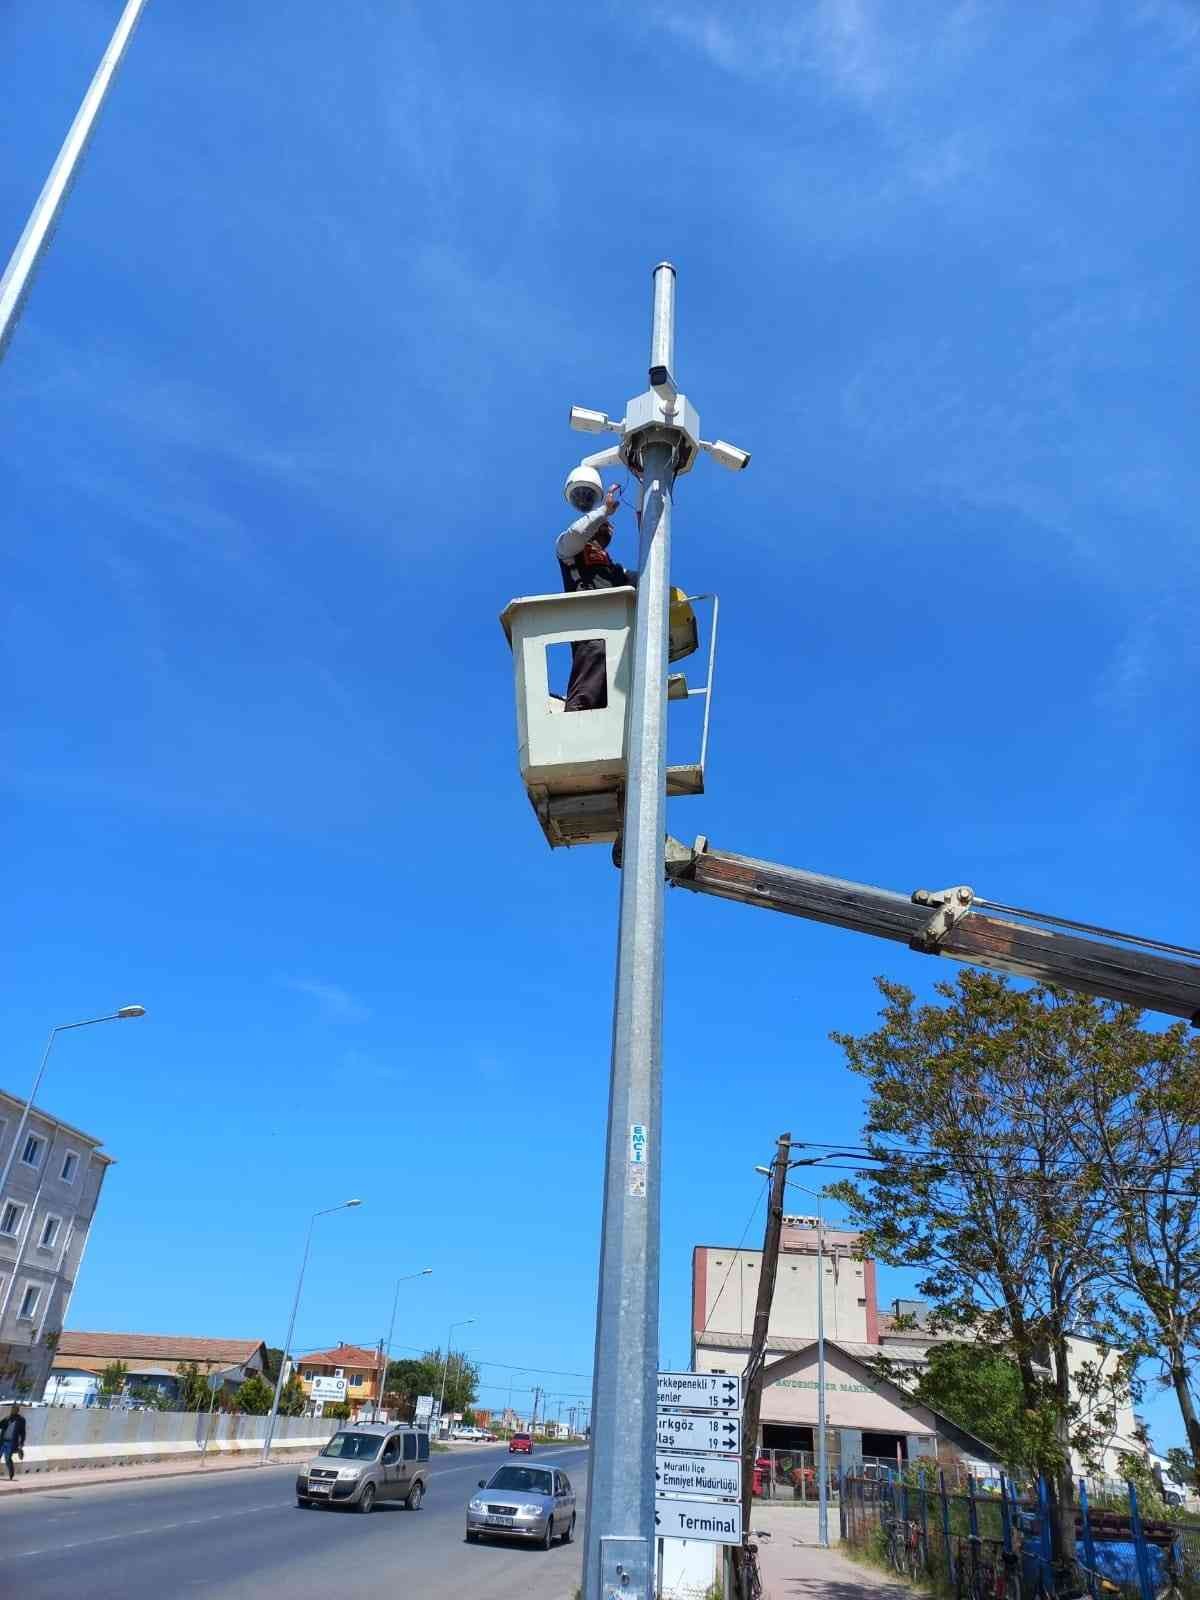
[817,1209,829,1547]
[0,0,151,363]
[261,1211,317,1464]
[582,262,678,1600]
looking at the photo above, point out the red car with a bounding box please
[509,1432,533,1454]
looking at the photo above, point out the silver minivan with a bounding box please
[296,1423,431,1513]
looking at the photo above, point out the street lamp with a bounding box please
[261,1199,362,1463]
[506,1370,525,1430]
[375,1267,433,1421]
[0,1006,147,1207]
[756,1164,833,1548]
[437,1318,475,1435]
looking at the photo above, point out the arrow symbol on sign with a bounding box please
[722,1423,737,1435]
[722,1381,736,1394]
[655,1513,661,1526]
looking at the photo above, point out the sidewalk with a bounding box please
[750,1504,914,1600]
[0,1447,310,1497]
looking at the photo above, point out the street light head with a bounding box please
[569,405,613,435]
[421,1267,433,1274]
[345,1198,362,1208]
[117,1005,146,1018]
[701,438,751,472]
[754,1165,771,1176]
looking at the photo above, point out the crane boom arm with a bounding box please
[664,836,1200,1024]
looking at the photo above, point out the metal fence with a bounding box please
[841,1470,1200,1600]
[753,1449,909,1504]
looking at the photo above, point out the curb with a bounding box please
[0,1451,310,1498]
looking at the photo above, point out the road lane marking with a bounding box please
[10,1500,293,1558]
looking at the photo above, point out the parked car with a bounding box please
[296,1423,430,1513]
[509,1432,533,1454]
[466,1464,576,1548]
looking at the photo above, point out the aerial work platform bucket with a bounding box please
[500,587,716,849]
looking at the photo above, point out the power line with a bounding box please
[295,1336,593,1383]
[701,1175,768,1337]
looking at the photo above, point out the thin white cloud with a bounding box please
[283,979,370,1023]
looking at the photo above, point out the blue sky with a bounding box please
[1,2,1196,1445]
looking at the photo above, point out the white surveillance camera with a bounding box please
[564,464,605,511]
[569,406,611,434]
[701,439,751,471]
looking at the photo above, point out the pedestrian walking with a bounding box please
[0,1403,26,1480]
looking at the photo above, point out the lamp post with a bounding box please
[437,1318,475,1435]
[0,0,151,363]
[754,1167,833,1547]
[506,1369,525,1429]
[0,1006,145,1207]
[375,1267,432,1421]
[260,1199,362,1463]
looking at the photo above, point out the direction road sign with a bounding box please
[655,1496,743,1544]
[657,1372,741,1412]
[655,1411,741,1455]
[656,1451,741,1501]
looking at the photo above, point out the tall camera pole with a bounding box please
[0,0,151,363]
[569,262,749,1600]
[583,262,678,1600]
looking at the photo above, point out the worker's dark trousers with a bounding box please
[565,638,607,712]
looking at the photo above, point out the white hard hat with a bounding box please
[564,464,605,512]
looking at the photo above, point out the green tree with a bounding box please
[424,1347,480,1418]
[127,1383,169,1411]
[829,973,1139,1580]
[278,1374,307,1417]
[908,1342,1048,1473]
[384,1356,441,1417]
[326,1400,351,1420]
[1166,1447,1198,1490]
[1054,1024,1200,1479]
[234,1372,274,1415]
[262,1347,285,1384]
[175,1362,216,1413]
[98,1361,128,1404]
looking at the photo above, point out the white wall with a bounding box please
[19,1408,338,1472]
[695,1231,872,1345]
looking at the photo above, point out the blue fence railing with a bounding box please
[840,1467,1196,1600]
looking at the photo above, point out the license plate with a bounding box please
[310,1483,332,1494]
[486,1515,515,1527]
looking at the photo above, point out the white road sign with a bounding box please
[655,1496,743,1544]
[310,1376,346,1401]
[656,1452,741,1500]
[657,1372,741,1412]
[656,1411,741,1455]
[414,1394,434,1421]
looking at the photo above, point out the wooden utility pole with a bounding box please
[734,1132,791,1598]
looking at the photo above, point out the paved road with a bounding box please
[0,1442,590,1600]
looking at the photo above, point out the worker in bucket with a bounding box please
[555,465,637,711]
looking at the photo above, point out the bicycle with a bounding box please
[741,1542,764,1600]
[887,1517,922,1579]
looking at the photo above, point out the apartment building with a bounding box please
[0,1089,114,1400]
[295,1343,385,1414]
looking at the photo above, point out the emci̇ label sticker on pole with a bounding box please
[628,1123,648,1197]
